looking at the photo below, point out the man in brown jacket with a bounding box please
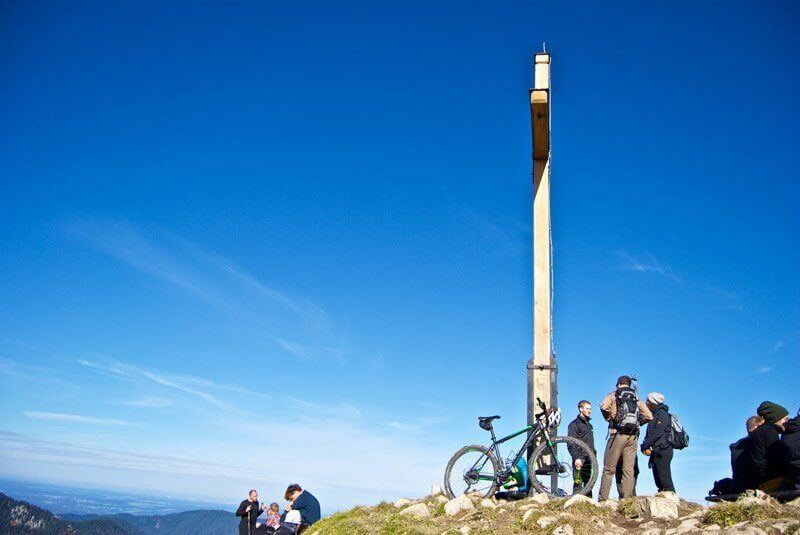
[598,375,653,501]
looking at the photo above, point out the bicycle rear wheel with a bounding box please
[443,444,501,499]
[528,436,598,497]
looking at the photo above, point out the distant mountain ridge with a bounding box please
[60,510,237,534]
[1,492,130,534]
[0,478,232,517]
[1,493,237,534]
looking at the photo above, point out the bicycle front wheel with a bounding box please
[528,436,599,498]
[443,444,501,499]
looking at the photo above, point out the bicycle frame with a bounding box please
[453,398,578,497]
[477,417,554,483]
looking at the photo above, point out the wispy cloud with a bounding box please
[123,396,173,408]
[24,411,132,426]
[220,262,330,330]
[140,371,222,406]
[78,358,260,411]
[64,219,222,306]
[617,251,681,282]
[288,397,363,420]
[0,357,77,388]
[167,373,266,398]
[274,338,345,362]
[276,339,311,360]
[0,419,451,509]
[755,366,773,374]
[0,430,246,479]
[63,218,339,360]
[385,413,449,434]
[386,421,417,432]
[616,251,746,310]
[771,331,797,353]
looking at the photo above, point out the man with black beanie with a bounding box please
[781,407,800,489]
[741,401,790,490]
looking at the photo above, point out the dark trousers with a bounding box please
[650,448,675,492]
[274,525,308,535]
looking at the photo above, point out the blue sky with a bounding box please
[1,1,798,510]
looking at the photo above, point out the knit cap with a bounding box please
[647,392,665,405]
[756,401,789,424]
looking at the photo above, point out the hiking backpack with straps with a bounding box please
[613,386,640,435]
[667,413,690,450]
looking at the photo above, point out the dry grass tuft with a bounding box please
[702,500,796,527]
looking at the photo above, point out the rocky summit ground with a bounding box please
[306,489,800,535]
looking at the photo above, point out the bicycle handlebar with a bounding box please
[534,397,550,423]
[535,397,548,411]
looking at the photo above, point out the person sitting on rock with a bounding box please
[781,407,800,489]
[275,484,320,534]
[730,415,764,491]
[259,502,281,533]
[709,415,769,497]
[743,401,790,491]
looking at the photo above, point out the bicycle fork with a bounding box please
[532,427,566,476]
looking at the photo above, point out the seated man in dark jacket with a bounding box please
[742,401,790,490]
[782,408,800,489]
[731,415,764,491]
[641,392,675,492]
[277,484,320,534]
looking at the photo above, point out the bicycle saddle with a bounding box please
[478,415,501,430]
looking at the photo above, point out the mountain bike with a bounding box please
[443,397,598,498]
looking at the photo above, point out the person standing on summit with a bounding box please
[567,400,596,496]
[597,375,652,501]
[236,489,266,535]
[641,392,676,493]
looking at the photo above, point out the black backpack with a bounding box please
[613,386,640,435]
[667,413,690,450]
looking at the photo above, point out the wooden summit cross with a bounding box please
[527,51,556,444]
